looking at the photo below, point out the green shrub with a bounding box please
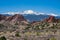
[0,24,5,27]
[49,37,56,40]
[0,36,6,40]
[36,32,40,36]
[15,32,21,37]
[25,27,31,30]
[15,22,18,25]
[24,38,27,40]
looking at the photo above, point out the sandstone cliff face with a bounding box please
[0,14,28,24]
[31,16,60,26]
[44,16,59,23]
[6,14,26,22]
[45,16,55,22]
[0,14,60,25]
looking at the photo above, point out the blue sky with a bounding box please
[0,0,60,15]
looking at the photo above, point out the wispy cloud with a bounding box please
[47,13,58,16]
[1,10,59,16]
[2,12,20,15]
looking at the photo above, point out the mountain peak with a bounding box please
[47,16,55,22]
[44,15,59,23]
[6,14,26,22]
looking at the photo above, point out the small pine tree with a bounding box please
[0,36,6,40]
[15,22,18,25]
[15,32,20,37]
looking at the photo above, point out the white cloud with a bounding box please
[2,12,20,15]
[1,10,59,16]
[22,10,45,15]
[23,10,34,14]
[35,12,45,15]
[7,12,20,15]
[47,13,58,16]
